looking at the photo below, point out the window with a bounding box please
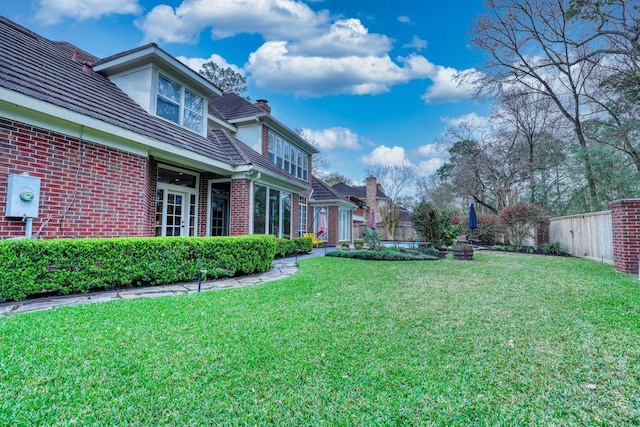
[283,192,291,238]
[253,185,292,238]
[156,74,204,133]
[267,129,309,180]
[184,89,203,132]
[339,208,351,242]
[157,75,180,124]
[269,189,280,236]
[253,184,267,234]
[298,196,307,236]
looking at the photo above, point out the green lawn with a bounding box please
[1,252,639,425]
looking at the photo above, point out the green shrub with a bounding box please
[541,241,565,255]
[0,235,279,302]
[364,229,382,251]
[326,248,442,261]
[275,237,313,257]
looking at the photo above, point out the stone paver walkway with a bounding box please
[0,248,326,316]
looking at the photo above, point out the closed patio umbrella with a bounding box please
[370,210,376,230]
[317,208,328,239]
[468,203,478,242]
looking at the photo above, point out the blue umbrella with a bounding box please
[468,203,478,242]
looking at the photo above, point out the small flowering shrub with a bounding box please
[500,202,550,249]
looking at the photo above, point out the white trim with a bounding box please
[156,164,199,237]
[207,179,231,237]
[0,88,249,174]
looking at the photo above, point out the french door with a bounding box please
[155,188,196,237]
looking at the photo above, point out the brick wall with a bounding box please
[230,178,250,235]
[0,119,152,239]
[610,199,640,274]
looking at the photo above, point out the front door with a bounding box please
[156,189,190,237]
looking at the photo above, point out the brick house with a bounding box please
[332,176,415,240]
[0,16,326,241]
[310,176,357,246]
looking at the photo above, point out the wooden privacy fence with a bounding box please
[549,210,613,264]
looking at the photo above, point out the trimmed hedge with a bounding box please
[325,248,444,261]
[275,237,313,258]
[0,235,279,302]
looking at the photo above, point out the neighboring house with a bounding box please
[332,176,415,240]
[0,17,318,240]
[310,176,357,246]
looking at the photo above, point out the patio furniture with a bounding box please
[303,233,324,248]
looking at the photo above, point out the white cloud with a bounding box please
[420,66,476,104]
[398,16,412,24]
[34,0,141,25]
[360,145,411,167]
[417,158,445,175]
[299,127,361,151]
[402,36,427,51]
[440,112,488,127]
[135,0,476,102]
[176,54,244,75]
[417,144,447,157]
[247,41,418,96]
[290,19,392,57]
[136,0,329,44]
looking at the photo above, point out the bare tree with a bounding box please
[466,0,614,211]
[365,164,416,240]
[493,88,565,205]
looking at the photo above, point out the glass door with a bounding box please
[155,189,190,237]
[210,196,228,236]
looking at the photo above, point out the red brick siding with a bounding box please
[328,205,338,246]
[230,178,251,235]
[0,118,152,239]
[292,193,300,237]
[610,199,640,274]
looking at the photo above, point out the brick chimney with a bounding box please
[254,99,271,114]
[365,176,378,217]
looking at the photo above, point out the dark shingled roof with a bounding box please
[332,182,388,199]
[209,93,266,121]
[208,129,308,186]
[0,16,246,168]
[312,176,352,202]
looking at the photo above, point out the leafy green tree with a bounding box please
[324,172,351,186]
[199,61,248,97]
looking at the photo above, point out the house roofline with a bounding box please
[1,87,243,175]
[94,43,222,98]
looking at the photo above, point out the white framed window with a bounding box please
[299,196,307,236]
[267,129,309,180]
[252,184,292,238]
[156,74,204,134]
[339,208,351,242]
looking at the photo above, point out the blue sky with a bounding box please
[2,0,490,188]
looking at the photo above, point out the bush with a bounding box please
[326,248,443,261]
[364,229,382,251]
[541,241,565,255]
[470,213,502,245]
[275,237,313,258]
[500,203,550,249]
[411,202,461,247]
[0,235,279,302]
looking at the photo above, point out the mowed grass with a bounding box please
[1,252,639,426]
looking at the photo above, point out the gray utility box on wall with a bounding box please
[6,173,41,218]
